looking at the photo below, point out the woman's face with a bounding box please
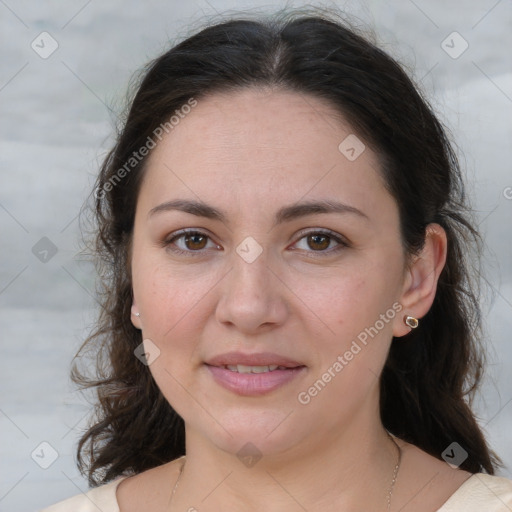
[130,88,409,459]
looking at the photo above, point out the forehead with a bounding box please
[151,88,369,167]
[139,88,395,226]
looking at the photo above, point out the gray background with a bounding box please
[0,1,511,510]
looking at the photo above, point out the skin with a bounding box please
[117,88,471,511]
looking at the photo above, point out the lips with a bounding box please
[223,364,287,373]
[204,352,307,396]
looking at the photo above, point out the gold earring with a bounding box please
[404,315,419,329]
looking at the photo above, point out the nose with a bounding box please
[215,249,289,334]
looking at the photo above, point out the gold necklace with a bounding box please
[168,437,402,511]
[167,455,186,509]
[387,433,402,511]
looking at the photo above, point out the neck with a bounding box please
[174,410,400,511]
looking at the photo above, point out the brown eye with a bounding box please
[307,233,331,251]
[164,229,220,256]
[292,229,349,256]
[183,232,208,250]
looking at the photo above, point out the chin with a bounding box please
[192,407,308,460]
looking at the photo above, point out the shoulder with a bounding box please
[40,476,127,512]
[390,438,508,511]
[439,473,512,511]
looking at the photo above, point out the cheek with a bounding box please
[131,262,213,412]
[293,274,399,419]
[294,267,396,343]
[131,255,221,349]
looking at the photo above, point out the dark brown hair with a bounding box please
[73,7,500,486]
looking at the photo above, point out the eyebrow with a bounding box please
[148,198,369,227]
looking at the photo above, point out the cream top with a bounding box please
[40,473,512,511]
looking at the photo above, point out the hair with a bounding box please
[73,7,501,486]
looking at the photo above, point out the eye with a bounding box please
[162,228,349,257]
[163,229,221,256]
[291,229,349,256]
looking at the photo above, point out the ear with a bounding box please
[131,301,142,330]
[393,223,447,337]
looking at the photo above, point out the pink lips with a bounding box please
[204,351,307,396]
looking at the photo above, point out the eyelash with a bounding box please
[162,228,350,258]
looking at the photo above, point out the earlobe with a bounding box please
[393,223,447,337]
[131,303,142,329]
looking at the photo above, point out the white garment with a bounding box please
[40,473,512,511]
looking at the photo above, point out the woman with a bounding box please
[42,8,512,511]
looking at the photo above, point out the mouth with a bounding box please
[204,353,307,396]
[214,364,301,373]
[205,351,305,369]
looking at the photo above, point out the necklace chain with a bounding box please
[169,436,402,511]
[168,455,185,509]
[387,434,402,511]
